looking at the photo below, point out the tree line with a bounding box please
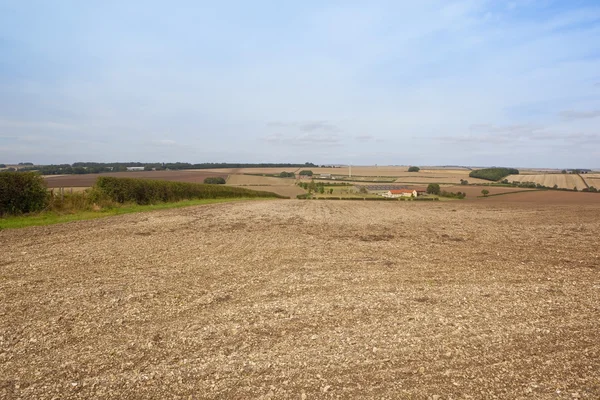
[13,162,317,175]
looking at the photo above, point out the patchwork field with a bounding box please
[43,171,229,188]
[1,200,599,399]
[506,174,588,190]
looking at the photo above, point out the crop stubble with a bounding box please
[1,200,599,399]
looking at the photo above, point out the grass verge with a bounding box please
[0,198,269,230]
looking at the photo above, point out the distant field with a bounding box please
[225,174,304,198]
[441,185,534,198]
[226,174,294,185]
[583,174,600,189]
[43,171,228,188]
[478,190,600,204]
[506,174,588,190]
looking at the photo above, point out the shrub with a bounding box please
[203,177,226,184]
[469,168,519,181]
[0,172,49,215]
[408,166,420,172]
[94,177,284,205]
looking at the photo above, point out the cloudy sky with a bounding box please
[1,0,599,168]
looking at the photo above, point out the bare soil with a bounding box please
[1,200,599,399]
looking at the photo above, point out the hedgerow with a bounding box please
[94,177,285,205]
[0,172,49,215]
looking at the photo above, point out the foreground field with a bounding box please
[1,201,599,399]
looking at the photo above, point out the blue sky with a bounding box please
[1,0,599,168]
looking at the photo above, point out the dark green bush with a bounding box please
[203,177,226,184]
[94,177,284,205]
[0,172,49,215]
[469,168,519,181]
[408,166,420,172]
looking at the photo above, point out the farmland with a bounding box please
[506,174,588,190]
[2,199,599,399]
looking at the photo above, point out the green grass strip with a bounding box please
[0,197,273,230]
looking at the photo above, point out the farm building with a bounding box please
[126,167,145,171]
[385,189,417,198]
[319,173,332,179]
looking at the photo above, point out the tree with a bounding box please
[481,189,490,197]
[299,170,313,176]
[359,186,368,194]
[329,188,334,194]
[319,186,325,194]
[0,164,5,168]
[561,170,567,174]
[426,183,440,195]
[279,171,295,178]
[408,166,420,172]
[460,179,469,185]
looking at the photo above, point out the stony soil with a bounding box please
[1,200,599,399]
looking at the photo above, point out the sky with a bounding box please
[1,0,599,168]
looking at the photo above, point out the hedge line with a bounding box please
[94,177,286,205]
[0,172,49,215]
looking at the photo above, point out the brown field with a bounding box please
[506,174,588,190]
[476,190,600,204]
[440,185,535,198]
[225,174,305,198]
[226,174,295,186]
[43,171,229,188]
[2,199,599,399]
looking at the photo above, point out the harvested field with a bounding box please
[582,176,600,189]
[43,171,229,188]
[2,200,600,399]
[506,174,588,190]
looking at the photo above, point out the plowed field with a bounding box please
[2,200,599,399]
